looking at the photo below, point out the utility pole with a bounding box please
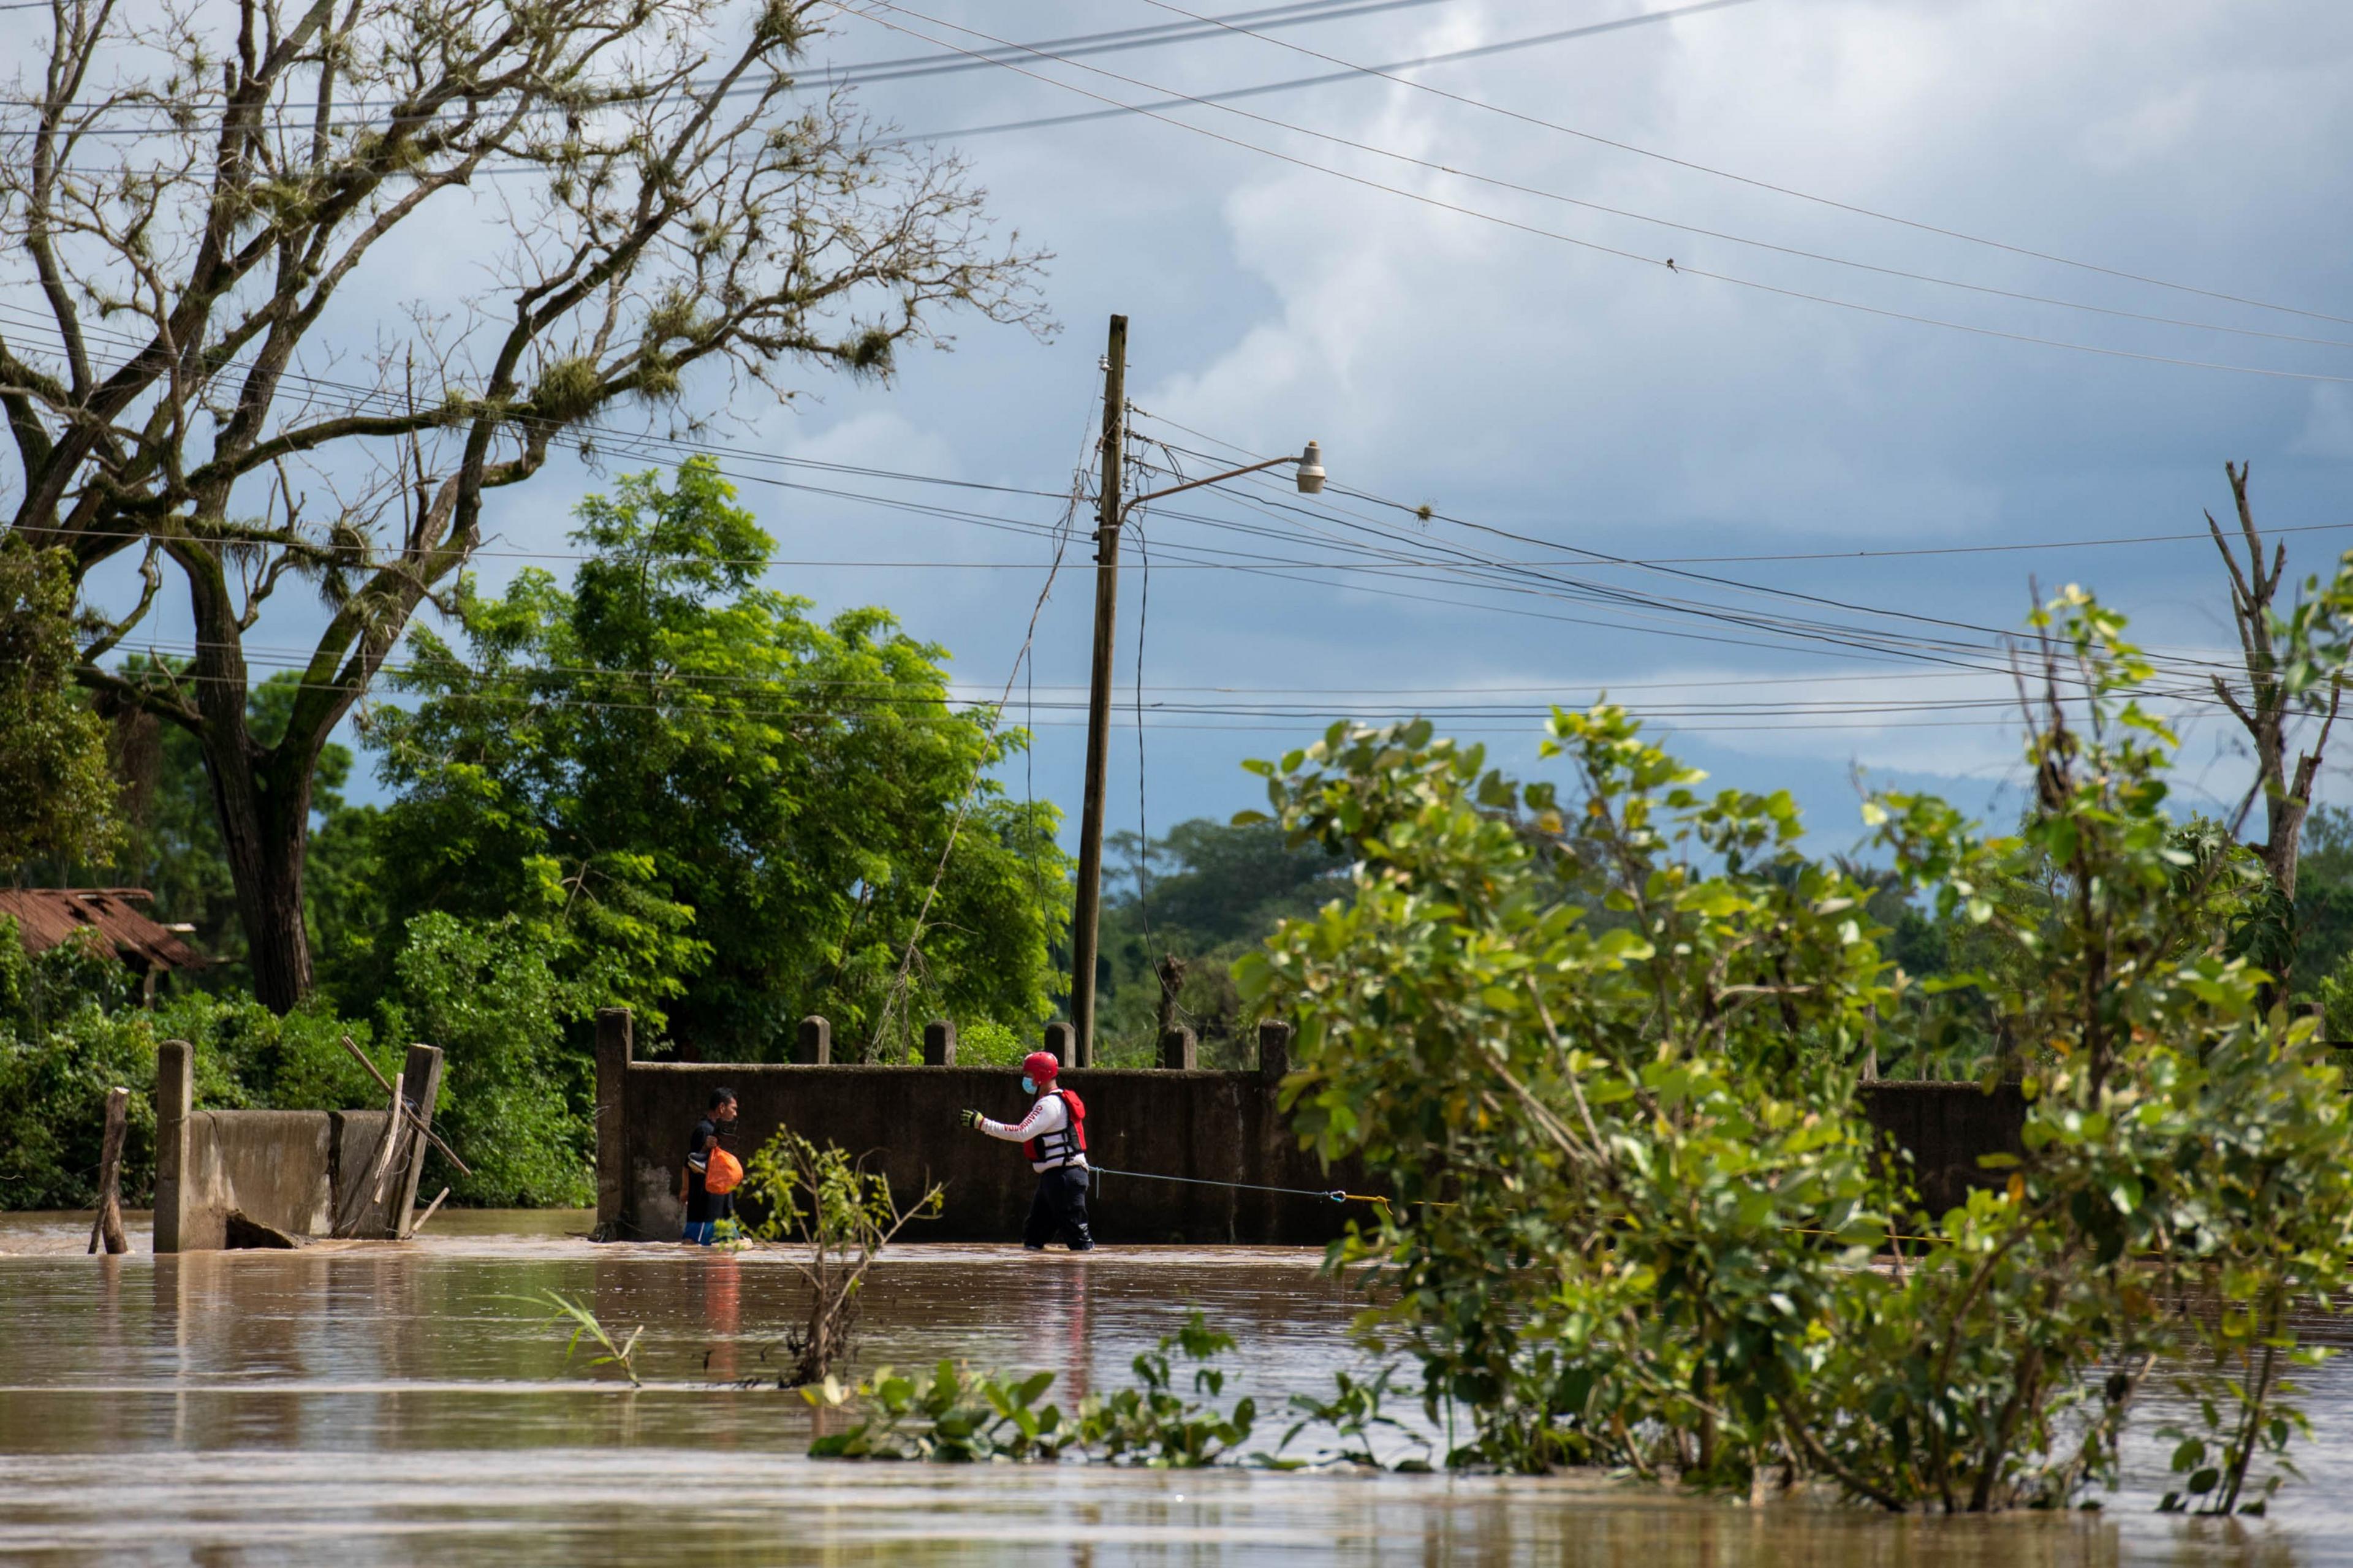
[1067,313,1127,1067]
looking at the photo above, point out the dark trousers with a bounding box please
[1023,1165,1094,1251]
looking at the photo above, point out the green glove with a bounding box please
[958,1108,983,1130]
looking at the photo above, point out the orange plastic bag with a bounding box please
[704,1146,744,1195]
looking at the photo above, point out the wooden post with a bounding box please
[923,1019,958,1066]
[153,1040,192,1254]
[1044,1020,1075,1066]
[390,1043,445,1238]
[87,1086,129,1256]
[1067,312,1128,1070]
[1158,1026,1197,1072]
[595,1009,633,1235]
[1258,1020,1292,1083]
[795,1015,832,1066]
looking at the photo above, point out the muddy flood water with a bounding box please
[3,1210,2352,1566]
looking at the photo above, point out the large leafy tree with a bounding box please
[1,0,1044,1009]
[366,458,1069,1058]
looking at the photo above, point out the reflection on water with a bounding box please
[0,1211,2346,1565]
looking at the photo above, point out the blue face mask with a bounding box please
[1020,1075,1036,1094]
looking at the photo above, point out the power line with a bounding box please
[893,4,2353,350]
[1121,415,2279,678]
[898,16,2353,357]
[1126,0,2353,331]
[19,0,2342,355]
[885,0,1765,142]
[0,0,1459,124]
[4,306,2293,689]
[858,4,2353,385]
[92,641,2248,738]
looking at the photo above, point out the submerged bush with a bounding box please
[744,1126,944,1386]
[806,1312,1270,1467]
[1238,589,2353,1514]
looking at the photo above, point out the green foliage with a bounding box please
[1235,587,2353,1512]
[515,1289,644,1387]
[955,1017,1028,1067]
[0,542,121,868]
[804,1312,1259,1468]
[388,912,594,1207]
[0,926,157,1208]
[1082,1311,1257,1467]
[366,457,1070,1059]
[2292,805,2353,999]
[150,990,392,1112]
[18,661,375,998]
[1093,818,1349,1067]
[806,1362,1072,1461]
[744,1124,944,1385]
[1269,1365,1431,1471]
[0,924,395,1206]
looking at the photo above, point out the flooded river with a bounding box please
[2,1210,2349,1565]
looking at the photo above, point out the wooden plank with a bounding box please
[86,1086,129,1256]
[367,1066,411,1208]
[405,1186,451,1238]
[341,1036,471,1176]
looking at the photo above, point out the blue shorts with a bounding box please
[681,1219,717,1246]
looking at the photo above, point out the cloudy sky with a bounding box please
[61,0,2353,854]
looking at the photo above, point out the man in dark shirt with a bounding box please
[680,1087,738,1245]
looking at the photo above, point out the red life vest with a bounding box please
[1023,1088,1088,1166]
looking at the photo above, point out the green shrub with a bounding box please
[955,1018,1026,1068]
[0,1005,157,1209]
[149,991,393,1110]
[390,911,593,1207]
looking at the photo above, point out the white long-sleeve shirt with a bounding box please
[978,1092,1085,1172]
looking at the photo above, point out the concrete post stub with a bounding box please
[1158,1026,1197,1071]
[153,1039,193,1254]
[1044,1021,1075,1065]
[594,1009,632,1231]
[1257,1020,1292,1083]
[923,1019,958,1066]
[795,1016,832,1065]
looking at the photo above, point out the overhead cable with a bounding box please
[1126,0,2353,331]
[858,5,2353,384]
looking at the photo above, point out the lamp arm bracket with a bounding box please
[1123,455,1290,512]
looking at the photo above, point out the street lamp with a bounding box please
[1065,314,1328,1066]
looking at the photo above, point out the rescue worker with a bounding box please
[960,1051,1094,1251]
[680,1086,738,1246]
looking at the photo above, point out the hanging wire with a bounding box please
[868,389,1099,1053]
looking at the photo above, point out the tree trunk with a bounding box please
[182,549,320,1013]
[2266,790,2308,904]
[205,737,316,1013]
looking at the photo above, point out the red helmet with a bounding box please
[1022,1051,1061,1083]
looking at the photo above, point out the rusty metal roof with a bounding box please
[0,888,207,971]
